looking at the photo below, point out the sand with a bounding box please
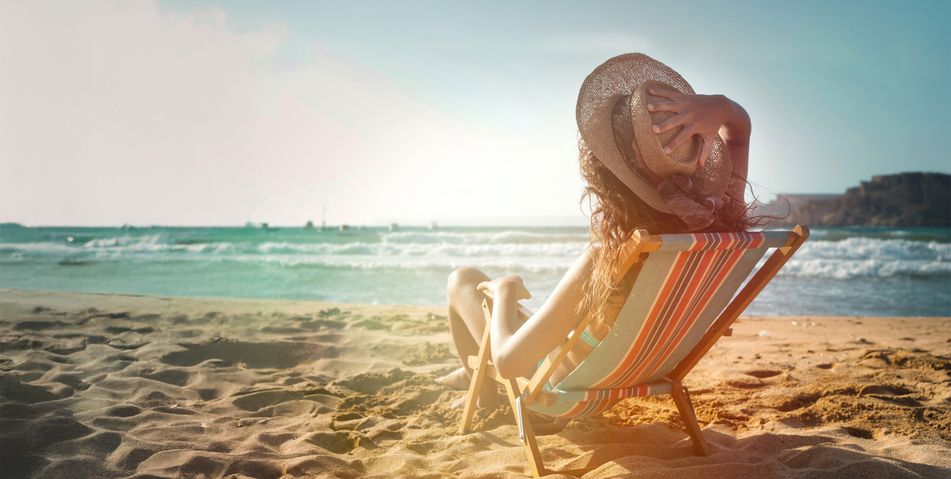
[0,288,949,478]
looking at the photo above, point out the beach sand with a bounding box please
[1,289,949,478]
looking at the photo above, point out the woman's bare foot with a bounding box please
[435,367,471,390]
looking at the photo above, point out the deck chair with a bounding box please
[458,226,809,477]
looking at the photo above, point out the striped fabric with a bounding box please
[527,231,778,418]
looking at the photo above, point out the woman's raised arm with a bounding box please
[646,88,751,201]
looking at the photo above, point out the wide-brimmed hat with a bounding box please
[576,53,733,230]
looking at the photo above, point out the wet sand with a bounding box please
[1,289,948,478]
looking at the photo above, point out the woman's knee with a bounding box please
[447,267,489,297]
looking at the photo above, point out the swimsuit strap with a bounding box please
[580,329,601,348]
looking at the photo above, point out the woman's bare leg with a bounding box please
[442,266,499,406]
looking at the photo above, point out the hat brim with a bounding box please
[576,53,731,214]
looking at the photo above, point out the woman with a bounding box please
[438,53,756,407]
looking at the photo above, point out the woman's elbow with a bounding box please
[492,349,532,379]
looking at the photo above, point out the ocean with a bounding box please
[1,224,949,317]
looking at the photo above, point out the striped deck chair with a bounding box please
[458,225,809,477]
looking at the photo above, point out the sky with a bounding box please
[1,0,948,226]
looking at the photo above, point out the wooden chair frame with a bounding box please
[458,225,809,477]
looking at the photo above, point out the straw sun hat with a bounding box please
[576,53,733,230]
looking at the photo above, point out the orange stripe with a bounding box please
[628,258,715,382]
[635,238,749,381]
[594,250,691,388]
[647,250,742,375]
[618,249,714,385]
[605,250,696,386]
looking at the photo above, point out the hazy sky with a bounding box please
[1,0,949,226]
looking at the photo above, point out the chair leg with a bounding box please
[504,379,545,477]
[460,298,500,434]
[459,358,486,434]
[670,382,709,456]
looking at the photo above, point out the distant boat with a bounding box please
[389,222,400,232]
[339,224,350,233]
[305,220,315,229]
[429,221,439,230]
[244,221,270,230]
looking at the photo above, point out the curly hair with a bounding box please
[577,136,760,330]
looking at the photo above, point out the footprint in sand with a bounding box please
[859,384,922,407]
[232,389,341,414]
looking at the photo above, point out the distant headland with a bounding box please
[755,172,951,227]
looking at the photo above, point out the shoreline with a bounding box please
[0,288,447,317]
[1,289,949,478]
[4,288,949,320]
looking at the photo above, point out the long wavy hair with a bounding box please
[577,136,762,329]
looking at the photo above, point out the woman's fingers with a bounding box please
[648,87,681,99]
[508,276,532,300]
[663,126,696,153]
[517,281,532,300]
[697,135,713,168]
[477,277,531,300]
[652,113,687,133]
[646,100,682,113]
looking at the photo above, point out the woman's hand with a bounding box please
[646,87,733,167]
[477,275,531,301]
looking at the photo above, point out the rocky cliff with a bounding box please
[759,172,950,227]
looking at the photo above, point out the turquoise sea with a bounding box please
[1,224,949,316]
